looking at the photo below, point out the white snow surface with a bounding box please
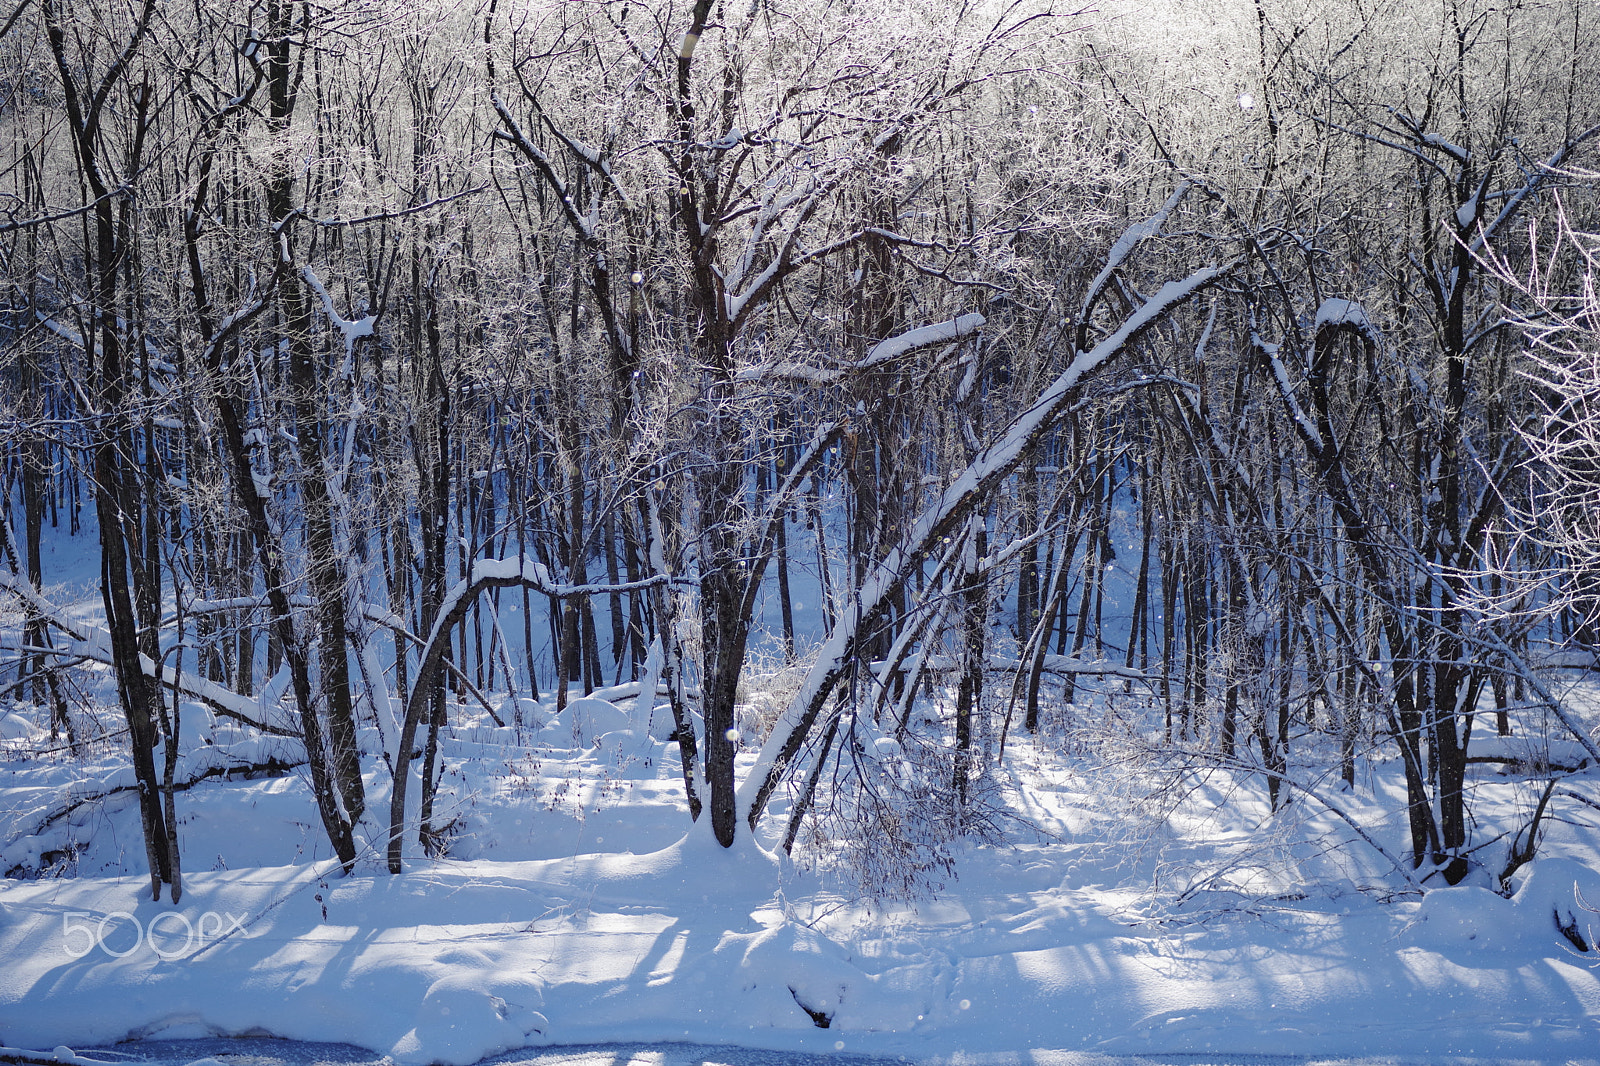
[3,696,1599,1065]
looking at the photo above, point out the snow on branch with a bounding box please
[864,313,986,366]
[1313,297,1383,349]
[490,92,596,244]
[901,653,1156,680]
[0,570,88,645]
[310,186,486,229]
[1078,182,1190,324]
[1478,627,1600,764]
[299,265,376,365]
[739,259,1235,825]
[1470,123,1600,253]
[1259,335,1327,459]
[411,556,682,715]
[1387,109,1472,165]
[740,314,985,384]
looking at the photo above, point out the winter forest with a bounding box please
[3,0,1600,1060]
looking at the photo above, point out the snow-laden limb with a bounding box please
[1257,333,1326,450]
[721,167,814,299]
[864,313,986,366]
[1078,182,1190,324]
[1259,300,1378,508]
[739,260,1235,826]
[1419,131,1471,164]
[33,312,87,353]
[741,321,970,385]
[1471,124,1600,254]
[489,93,595,244]
[0,570,89,645]
[142,656,300,737]
[0,569,294,737]
[417,556,679,678]
[299,264,375,359]
[900,653,1156,680]
[738,314,986,384]
[1313,297,1383,349]
[721,186,855,325]
[1478,627,1600,764]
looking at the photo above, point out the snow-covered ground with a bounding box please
[3,678,1599,1065]
[3,529,1600,1065]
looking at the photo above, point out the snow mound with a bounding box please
[543,698,632,748]
[1410,885,1518,952]
[0,709,43,740]
[389,972,547,1066]
[498,697,548,733]
[1413,858,1600,956]
[1511,857,1600,952]
[727,922,924,1032]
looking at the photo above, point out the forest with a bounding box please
[2,0,1600,924]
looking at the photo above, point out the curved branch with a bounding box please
[740,258,1237,828]
[386,557,677,872]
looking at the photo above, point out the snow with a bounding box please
[7,561,1600,1066]
[742,262,1232,817]
[864,314,986,367]
[1078,184,1190,325]
[1312,298,1382,349]
[4,429,1600,1066]
[1469,122,1600,254]
[299,266,376,369]
[1420,131,1471,164]
[740,312,983,386]
[544,697,632,747]
[3,754,1598,1064]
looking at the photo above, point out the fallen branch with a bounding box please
[1,571,297,737]
[5,755,303,852]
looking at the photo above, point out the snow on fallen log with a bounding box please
[1,754,304,876]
